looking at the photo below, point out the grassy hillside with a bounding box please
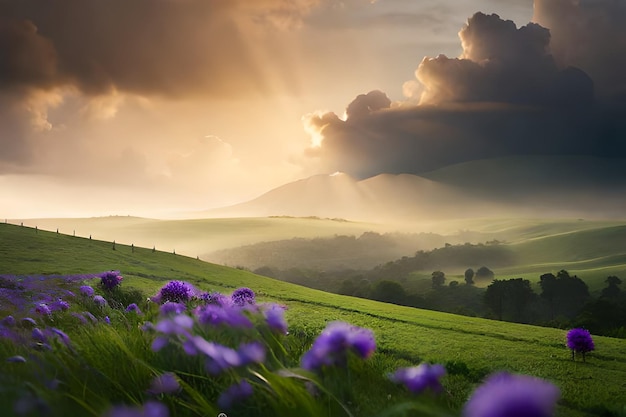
[1,223,626,416]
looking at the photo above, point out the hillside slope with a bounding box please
[1,223,626,416]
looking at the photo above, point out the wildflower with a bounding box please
[159,302,186,316]
[231,287,256,306]
[148,372,180,395]
[199,291,229,306]
[125,303,142,315]
[21,317,37,327]
[301,321,376,371]
[195,304,252,328]
[6,355,26,363]
[1,315,16,327]
[104,316,111,324]
[50,328,72,348]
[32,328,47,344]
[71,312,89,325]
[105,400,169,417]
[263,304,288,335]
[50,299,70,312]
[218,380,253,410]
[183,336,242,375]
[79,285,94,297]
[389,363,446,394]
[155,281,194,304]
[93,295,108,307]
[566,328,595,361]
[463,372,560,417]
[100,271,123,291]
[34,303,51,316]
[237,342,266,366]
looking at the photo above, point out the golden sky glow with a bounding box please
[5,1,625,219]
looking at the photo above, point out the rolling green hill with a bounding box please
[1,223,625,416]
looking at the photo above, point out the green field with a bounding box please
[1,223,626,416]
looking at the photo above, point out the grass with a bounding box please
[1,223,626,416]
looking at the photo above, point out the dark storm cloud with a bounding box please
[533,0,626,96]
[306,5,626,178]
[0,0,320,97]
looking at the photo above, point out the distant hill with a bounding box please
[202,156,626,222]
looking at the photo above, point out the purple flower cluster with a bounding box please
[231,287,255,307]
[218,380,253,410]
[105,401,169,417]
[93,295,108,307]
[79,285,95,297]
[34,303,51,316]
[389,363,446,394]
[195,304,252,328]
[160,302,186,316]
[566,328,595,361]
[198,291,229,306]
[125,303,142,314]
[301,321,376,371]
[463,372,560,417]
[155,281,194,304]
[100,271,123,291]
[148,372,180,395]
[263,304,288,335]
[566,328,595,353]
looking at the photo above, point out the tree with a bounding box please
[464,268,475,285]
[371,280,407,305]
[484,278,535,322]
[539,273,558,320]
[601,275,622,299]
[431,271,446,289]
[475,266,494,281]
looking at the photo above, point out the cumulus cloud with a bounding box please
[305,2,626,178]
[533,0,626,96]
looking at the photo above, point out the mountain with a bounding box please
[203,156,626,222]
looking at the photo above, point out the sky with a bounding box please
[1,0,625,218]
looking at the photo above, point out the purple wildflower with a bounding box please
[100,271,123,291]
[199,291,229,306]
[566,328,595,361]
[301,321,376,371]
[32,328,47,344]
[6,355,26,363]
[148,372,180,395]
[263,304,288,335]
[389,363,446,394]
[50,328,72,348]
[79,285,95,297]
[50,299,70,312]
[71,312,89,325]
[104,316,111,324]
[105,400,169,417]
[125,303,142,314]
[231,287,256,306]
[1,315,16,327]
[34,303,51,316]
[182,336,242,374]
[93,295,108,307]
[238,342,266,366]
[195,304,252,328]
[218,380,253,410]
[21,317,37,327]
[156,281,194,304]
[159,302,186,316]
[463,372,560,417]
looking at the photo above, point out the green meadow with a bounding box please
[1,223,626,416]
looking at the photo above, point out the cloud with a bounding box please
[304,3,626,178]
[533,0,626,96]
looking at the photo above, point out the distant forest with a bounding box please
[213,236,625,338]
